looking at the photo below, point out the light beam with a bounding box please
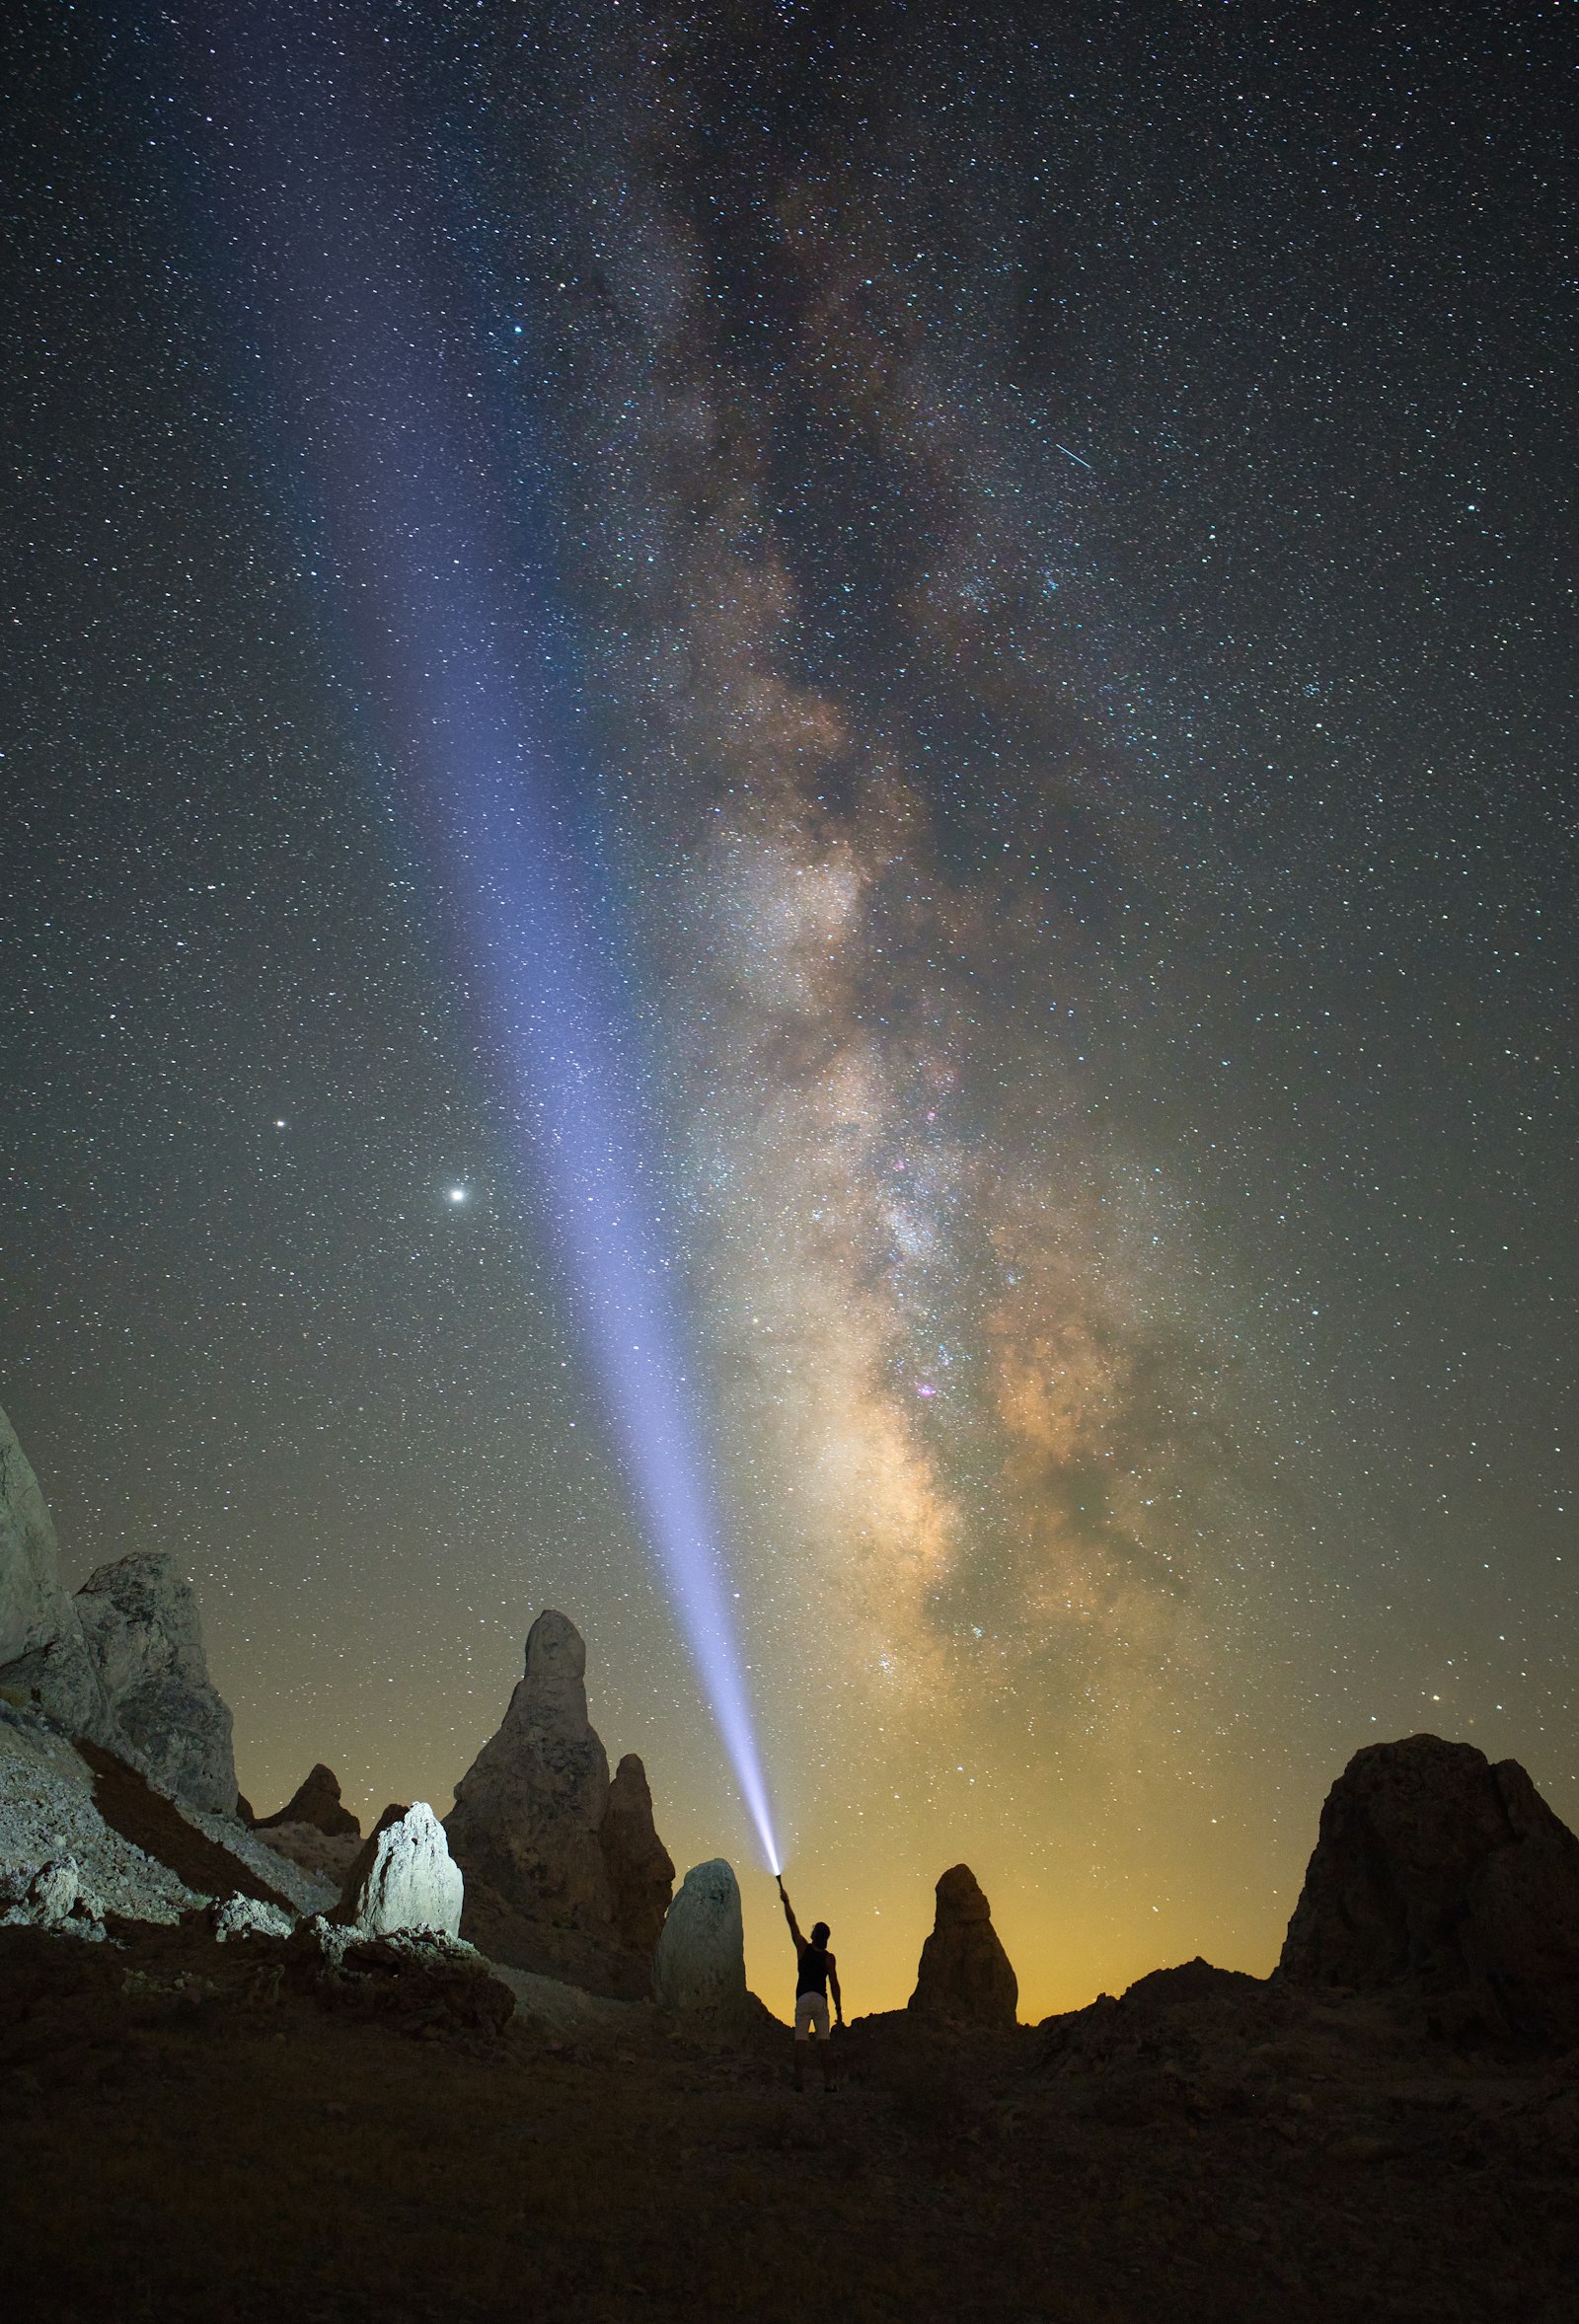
[190,0,780,1871]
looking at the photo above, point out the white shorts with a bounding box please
[794,1991,830,2040]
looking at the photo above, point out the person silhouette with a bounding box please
[777,1873,843,2090]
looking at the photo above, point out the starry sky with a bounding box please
[3,0,1575,2017]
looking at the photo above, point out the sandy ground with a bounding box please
[5,1918,1578,2324]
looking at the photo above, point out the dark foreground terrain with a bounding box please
[6,1923,1578,2324]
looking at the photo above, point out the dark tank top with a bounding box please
[796,1942,832,1998]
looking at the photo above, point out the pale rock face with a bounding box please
[212,1893,295,1941]
[0,1853,108,1938]
[652,1857,748,2020]
[74,1552,238,1815]
[446,1610,616,1979]
[0,1403,116,1744]
[0,1696,331,1925]
[1,1701,198,1924]
[602,1753,675,1956]
[334,1802,464,1938]
[908,1863,1019,2029]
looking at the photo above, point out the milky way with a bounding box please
[3,0,1574,2011]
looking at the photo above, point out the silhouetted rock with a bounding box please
[332,1802,464,1938]
[446,1610,624,1989]
[652,1857,749,2023]
[602,1753,675,1957]
[235,1793,256,1826]
[257,1762,360,1837]
[0,1404,116,1745]
[909,1863,1018,2029]
[74,1552,238,1815]
[1280,1732,1579,2045]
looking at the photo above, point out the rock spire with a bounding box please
[908,1863,1018,2029]
[332,1802,465,1939]
[74,1552,238,1815]
[445,1609,673,1996]
[651,1857,749,2023]
[257,1763,361,1837]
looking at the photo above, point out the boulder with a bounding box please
[445,1610,619,1987]
[332,1802,464,1939]
[212,1894,294,1942]
[0,1853,108,1939]
[652,1857,748,2022]
[74,1552,238,1815]
[0,1403,116,1744]
[602,1753,675,1957]
[908,1864,1018,2030]
[256,1763,360,1837]
[1280,1732,1579,2045]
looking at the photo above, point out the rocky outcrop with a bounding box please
[252,1765,363,1887]
[447,1611,648,1992]
[257,1763,360,1837]
[909,1863,1018,2029]
[601,1754,674,1956]
[0,1403,116,1744]
[291,1919,516,2037]
[1279,1732,1579,2045]
[0,1853,109,1939]
[651,1857,749,2023]
[1,1694,331,1929]
[74,1553,237,1815]
[332,1802,464,1939]
[0,1409,244,1822]
[212,1894,295,1942]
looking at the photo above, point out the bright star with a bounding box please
[447,1186,468,1204]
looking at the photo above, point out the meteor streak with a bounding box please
[193,0,779,1871]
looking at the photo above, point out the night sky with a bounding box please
[3,0,1575,2016]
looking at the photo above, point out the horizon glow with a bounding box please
[194,1,780,1873]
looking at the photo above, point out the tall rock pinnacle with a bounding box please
[908,1863,1019,2030]
[445,1609,672,1995]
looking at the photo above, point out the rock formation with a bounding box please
[1,1692,331,1929]
[1279,1731,1579,2044]
[211,1893,295,1941]
[908,1863,1019,2029]
[251,1763,365,1885]
[446,1610,672,1995]
[257,1762,361,1837]
[73,1552,238,1815]
[601,1753,675,1955]
[0,1408,247,1826]
[0,1402,115,1744]
[651,1857,749,2023]
[290,1919,516,2036]
[0,1853,108,1938]
[332,1802,464,1939]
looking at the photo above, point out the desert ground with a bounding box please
[7,1915,1577,2324]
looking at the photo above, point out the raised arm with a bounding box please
[777,1874,805,1950]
